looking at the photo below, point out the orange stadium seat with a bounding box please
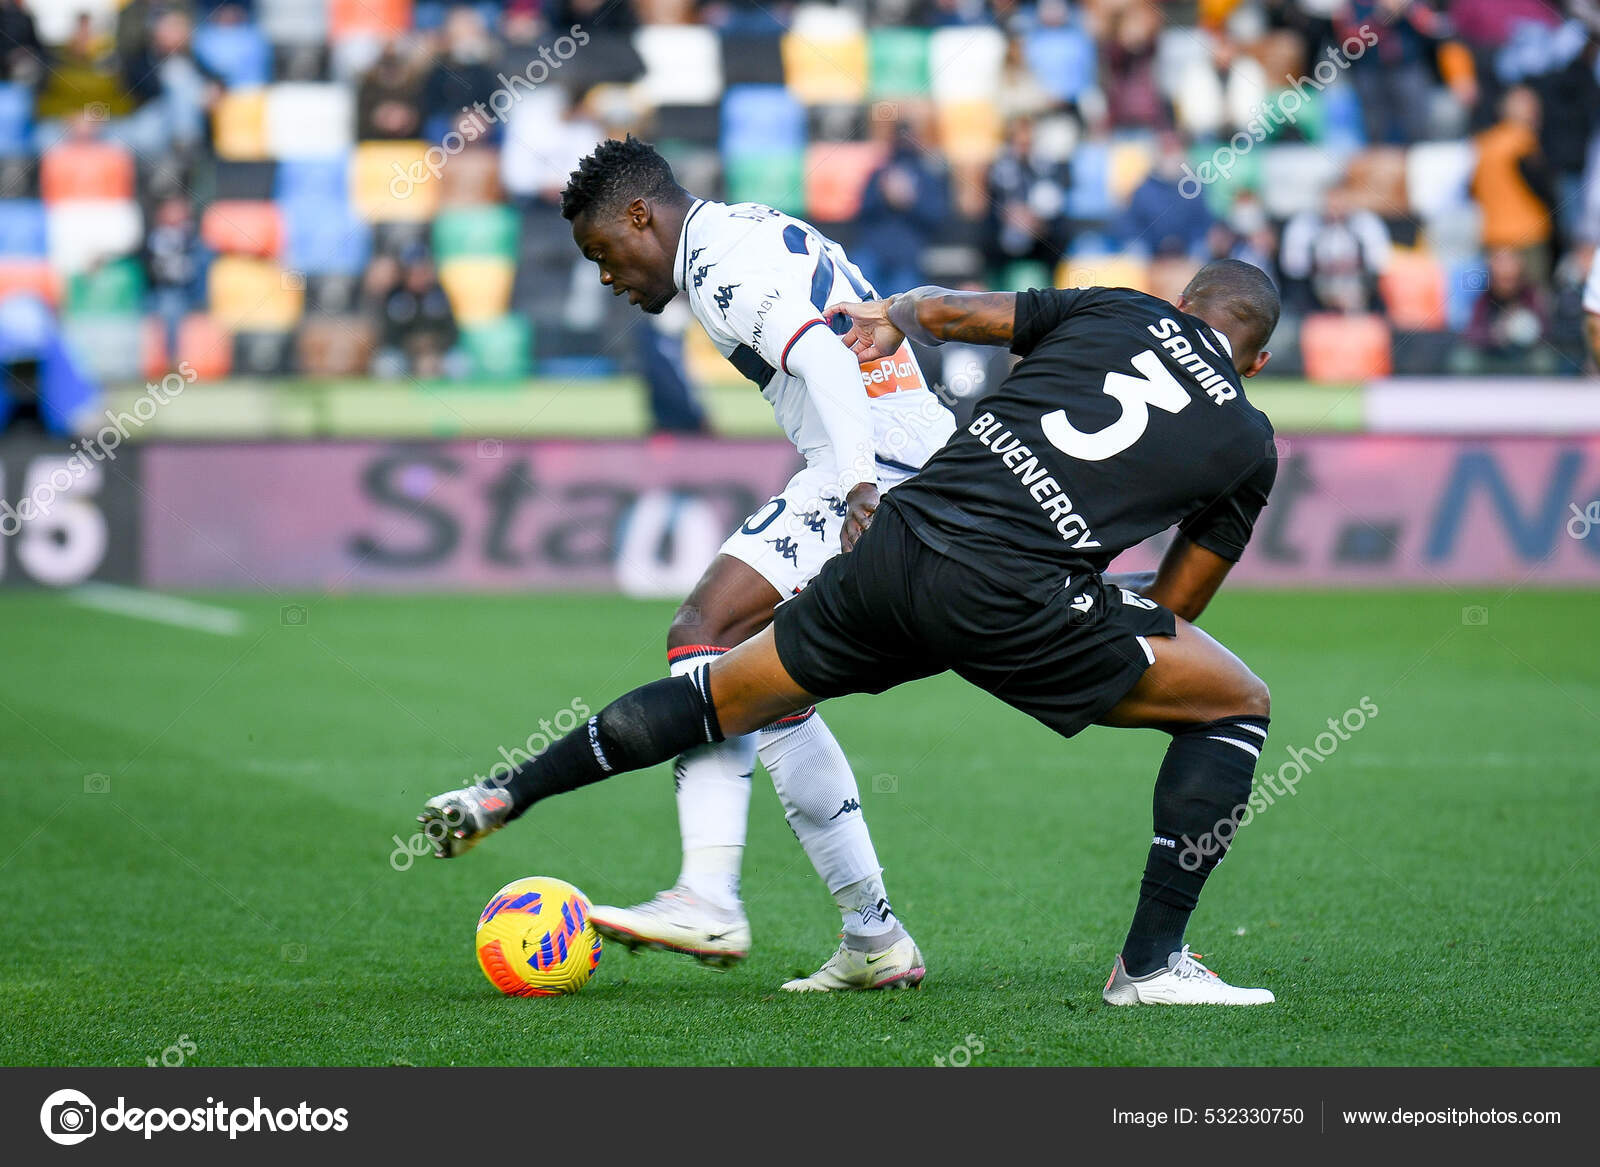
[803,141,884,222]
[208,256,305,331]
[1346,147,1409,218]
[1380,251,1448,330]
[144,314,233,381]
[0,258,60,307]
[438,256,514,324]
[213,89,270,161]
[350,141,441,223]
[296,315,378,375]
[437,149,503,207]
[201,201,284,258]
[328,0,412,39]
[782,19,868,105]
[935,100,1002,166]
[39,141,135,202]
[1300,313,1393,382]
[1055,254,1151,294]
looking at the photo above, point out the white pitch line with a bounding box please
[68,583,245,637]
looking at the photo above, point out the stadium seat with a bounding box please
[0,258,59,307]
[1380,250,1448,330]
[437,148,502,207]
[26,0,117,44]
[233,330,298,376]
[782,10,868,105]
[1346,147,1408,218]
[1299,313,1392,382]
[202,201,285,258]
[1109,138,1155,202]
[1000,260,1052,291]
[143,313,233,381]
[215,160,280,200]
[653,104,722,149]
[296,315,377,375]
[63,313,143,382]
[803,141,884,223]
[634,27,724,107]
[274,158,347,204]
[1406,141,1476,219]
[0,199,46,255]
[193,23,273,89]
[928,28,1005,103]
[39,141,134,202]
[461,314,533,379]
[329,0,411,39]
[46,200,142,275]
[350,141,441,222]
[432,205,519,263]
[259,0,328,46]
[934,100,1002,166]
[0,84,32,157]
[1066,141,1113,221]
[265,84,354,159]
[280,195,371,275]
[1258,144,1348,220]
[208,255,305,330]
[720,33,786,88]
[868,29,931,99]
[438,256,514,324]
[214,89,271,161]
[1024,29,1095,102]
[724,150,805,214]
[66,257,144,315]
[1055,254,1151,294]
[721,86,806,159]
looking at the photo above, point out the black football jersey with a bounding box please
[885,286,1277,602]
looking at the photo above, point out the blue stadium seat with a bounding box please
[720,85,805,159]
[1319,82,1366,149]
[1066,141,1113,220]
[274,157,347,203]
[1024,29,1095,102]
[0,84,31,157]
[0,201,47,256]
[280,195,371,276]
[194,23,273,88]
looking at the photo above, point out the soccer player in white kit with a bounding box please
[423,136,954,990]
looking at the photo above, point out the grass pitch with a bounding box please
[2,587,1596,1066]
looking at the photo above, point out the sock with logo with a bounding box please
[758,710,899,944]
[1120,715,1269,976]
[668,649,756,911]
[500,668,723,818]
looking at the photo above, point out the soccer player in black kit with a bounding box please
[422,259,1283,1004]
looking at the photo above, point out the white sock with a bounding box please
[758,710,900,943]
[669,651,755,911]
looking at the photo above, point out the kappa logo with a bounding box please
[693,263,714,289]
[713,283,741,315]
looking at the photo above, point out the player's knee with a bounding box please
[1236,671,1270,720]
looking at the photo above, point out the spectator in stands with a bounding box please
[36,11,133,123]
[987,116,1073,270]
[856,123,948,296]
[1279,181,1391,313]
[1463,246,1554,371]
[1117,133,1214,258]
[421,6,500,140]
[1208,189,1281,288]
[1104,2,1169,131]
[383,252,458,378]
[357,45,424,141]
[119,8,224,155]
[0,0,43,85]
[1471,84,1555,278]
[143,195,207,360]
[1336,0,1447,145]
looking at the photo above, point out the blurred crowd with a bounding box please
[2,0,1600,427]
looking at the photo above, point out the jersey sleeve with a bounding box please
[1011,286,1101,356]
[1177,451,1278,563]
[1584,250,1600,316]
[705,242,831,375]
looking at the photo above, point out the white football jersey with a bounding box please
[1584,247,1600,316]
[672,199,955,478]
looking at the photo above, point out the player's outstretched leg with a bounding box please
[760,710,924,991]
[1097,619,1276,1006]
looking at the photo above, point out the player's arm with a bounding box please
[1586,311,1600,371]
[783,322,880,551]
[1137,535,1235,623]
[832,288,1018,360]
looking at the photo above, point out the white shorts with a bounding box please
[720,461,921,597]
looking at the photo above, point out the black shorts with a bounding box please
[773,499,1177,740]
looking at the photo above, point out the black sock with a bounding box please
[496,667,722,818]
[1121,715,1268,976]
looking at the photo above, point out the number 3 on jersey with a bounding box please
[1040,349,1189,462]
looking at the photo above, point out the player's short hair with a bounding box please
[560,135,685,223]
[1180,259,1281,356]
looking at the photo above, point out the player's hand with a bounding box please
[841,482,879,553]
[830,300,904,363]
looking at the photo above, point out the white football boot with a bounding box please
[416,786,512,858]
[781,928,926,992]
[589,887,752,968]
[1102,945,1275,1005]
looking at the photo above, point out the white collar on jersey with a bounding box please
[1209,327,1234,359]
[672,198,709,293]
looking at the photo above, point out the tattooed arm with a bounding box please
[831,288,1019,361]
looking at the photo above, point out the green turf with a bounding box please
[2,588,1596,1066]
